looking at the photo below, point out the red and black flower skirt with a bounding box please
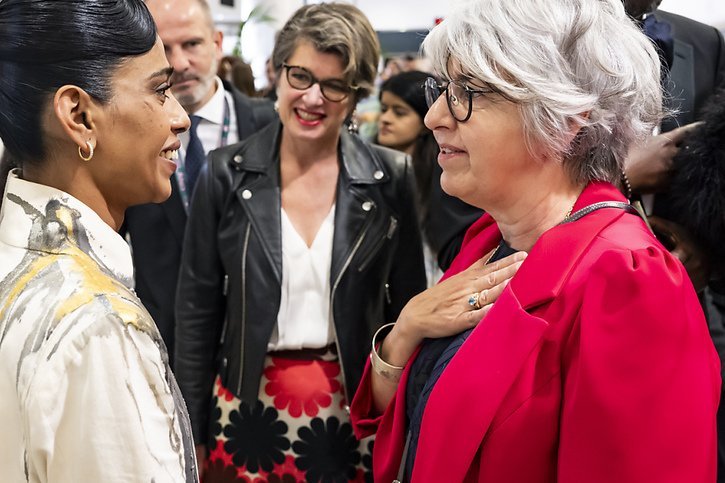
[202,347,374,483]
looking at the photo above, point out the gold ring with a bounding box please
[468,292,482,310]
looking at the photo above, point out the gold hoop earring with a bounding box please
[78,140,94,162]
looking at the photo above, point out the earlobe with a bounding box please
[569,111,590,134]
[53,85,97,156]
[564,112,590,147]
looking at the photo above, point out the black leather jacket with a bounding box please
[175,122,426,444]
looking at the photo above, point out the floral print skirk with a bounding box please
[204,349,374,483]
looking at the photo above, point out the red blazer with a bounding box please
[351,182,720,482]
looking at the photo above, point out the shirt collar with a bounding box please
[0,170,134,289]
[193,76,226,124]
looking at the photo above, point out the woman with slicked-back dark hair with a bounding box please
[0,1,196,481]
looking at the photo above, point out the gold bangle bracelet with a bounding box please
[370,322,404,382]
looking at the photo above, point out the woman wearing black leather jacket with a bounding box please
[174,4,426,481]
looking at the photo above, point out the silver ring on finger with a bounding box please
[468,292,482,310]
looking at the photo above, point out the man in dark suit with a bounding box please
[624,1,725,478]
[123,0,274,363]
[625,2,724,280]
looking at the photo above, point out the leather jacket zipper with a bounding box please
[358,215,398,272]
[330,200,376,405]
[219,275,230,345]
[237,224,252,391]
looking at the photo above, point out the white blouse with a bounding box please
[267,206,336,351]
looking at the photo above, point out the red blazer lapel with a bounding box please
[412,288,549,482]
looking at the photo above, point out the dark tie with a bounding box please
[185,115,206,197]
[642,14,674,73]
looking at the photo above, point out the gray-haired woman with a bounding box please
[350,0,720,481]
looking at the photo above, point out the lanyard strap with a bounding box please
[177,96,232,211]
[219,96,231,148]
[176,155,190,211]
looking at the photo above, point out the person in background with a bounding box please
[377,71,433,162]
[0,0,197,481]
[622,1,725,477]
[351,0,719,480]
[622,0,725,291]
[218,55,257,97]
[377,70,480,285]
[175,3,426,482]
[358,55,430,144]
[668,83,725,368]
[262,56,279,102]
[122,0,274,365]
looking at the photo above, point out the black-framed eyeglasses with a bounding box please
[282,64,355,102]
[424,77,495,123]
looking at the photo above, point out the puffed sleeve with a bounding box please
[558,246,720,482]
[23,308,193,483]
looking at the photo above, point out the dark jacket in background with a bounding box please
[175,121,426,444]
[655,10,725,134]
[650,8,725,367]
[652,9,725,480]
[426,161,483,271]
[670,81,725,344]
[122,83,275,364]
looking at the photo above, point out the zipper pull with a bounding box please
[222,274,229,296]
[386,216,398,239]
